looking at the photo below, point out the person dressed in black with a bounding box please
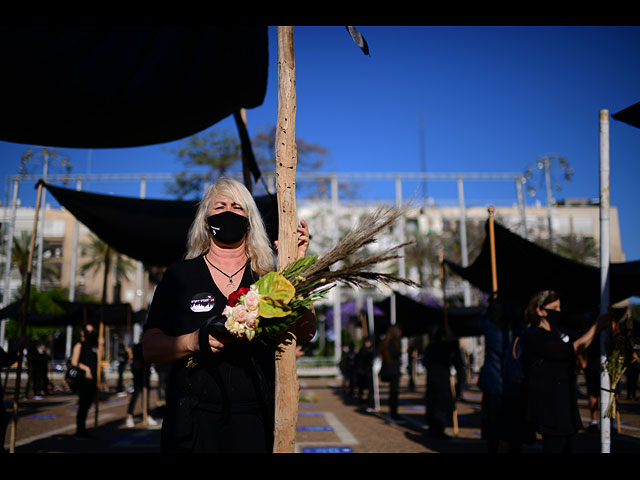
[125,342,158,427]
[1,337,26,453]
[142,177,314,453]
[478,296,534,453]
[339,342,357,397]
[115,335,131,395]
[423,324,457,439]
[70,323,99,439]
[379,325,403,423]
[522,290,611,453]
[354,337,376,411]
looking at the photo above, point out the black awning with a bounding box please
[375,292,484,338]
[0,299,84,327]
[612,101,640,130]
[445,220,640,314]
[55,301,135,327]
[0,26,268,148]
[42,182,278,267]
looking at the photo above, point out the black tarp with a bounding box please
[0,26,268,148]
[0,299,137,327]
[0,299,82,326]
[42,182,278,267]
[374,292,484,338]
[55,301,135,327]
[612,101,640,130]
[445,220,640,315]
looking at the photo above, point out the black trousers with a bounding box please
[76,380,96,433]
[127,370,150,416]
[388,375,400,418]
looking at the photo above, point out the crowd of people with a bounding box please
[338,288,639,454]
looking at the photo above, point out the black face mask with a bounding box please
[207,211,249,245]
[544,308,562,327]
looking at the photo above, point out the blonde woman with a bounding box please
[143,177,314,453]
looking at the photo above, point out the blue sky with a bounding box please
[1,26,639,263]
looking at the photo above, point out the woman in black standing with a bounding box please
[522,290,611,453]
[70,323,99,439]
[142,177,314,453]
[379,325,403,423]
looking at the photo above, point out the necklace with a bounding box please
[204,254,247,288]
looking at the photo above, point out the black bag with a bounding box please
[65,364,85,392]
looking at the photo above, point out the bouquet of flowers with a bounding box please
[222,205,417,344]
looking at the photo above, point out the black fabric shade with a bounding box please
[0,299,135,327]
[375,292,484,338]
[0,26,268,148]
[445,220,640,315]
[612,101,640,130]
[42,182,278,267]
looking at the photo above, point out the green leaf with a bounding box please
[255,272,295,303]
[258,296,292,318]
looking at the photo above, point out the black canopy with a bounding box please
[612,101,640,130]
[445,220,640,314]
[375,292,484,338]
[0,299,136,327]
[42,182,278,267]
[0,26,268,148]
[55,301,135,327]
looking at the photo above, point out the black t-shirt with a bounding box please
[144,256,275,409]
[79,341,98,382]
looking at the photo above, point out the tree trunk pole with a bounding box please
[9,181,43,453]
[95,245,110,431]
[273,25,299,453]
[488,206,498,298]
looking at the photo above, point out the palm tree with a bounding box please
[80,234,135,303]
[11,231,59,287]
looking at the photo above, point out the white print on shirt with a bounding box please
[190,292,216,312]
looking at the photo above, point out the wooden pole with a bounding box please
[95,245,110,431]
[9,181,43,453]
[273,25,299,453]
[487,206,498,298]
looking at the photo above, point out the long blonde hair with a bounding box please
[185,177,275,276]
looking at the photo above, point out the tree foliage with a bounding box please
[162,125,358,199]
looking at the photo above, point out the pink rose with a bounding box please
[233,305,248,323]
[245,310,258,329]
[244,288,260,311]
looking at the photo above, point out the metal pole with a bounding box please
[2,179,19,306]
[35,152,49,290]
[516,175,528,239]
[134,177,147,344]
[457,175,471,306]
[331,174,342,365]
[395,175,406,290]
[367,296,380,412]
[599,109,611,453]
[543,156,554,251]
[1,180,19,350]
